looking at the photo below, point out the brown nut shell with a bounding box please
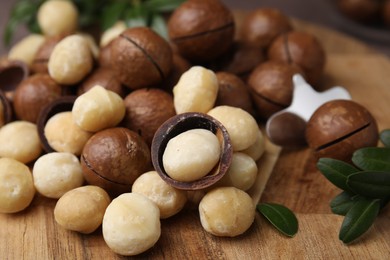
[123,88,176,146]
[0,89,12,125]
[81,127,151,195]
[151,112,232,190]
[77,67,125,98]
[31,35,64,74]
[160,53,191,94]
[0,59,29,101]
[215,72,255,115]
[168,0,235,62]
[110,27,172,89]
[13,74,63,123]
[268,31,325,86]
[306,100,378,161]
[247,61,301,119]
[37,95,77,153]
[241,8,293,49]
[383,0,390,27]
[337,0,381,23]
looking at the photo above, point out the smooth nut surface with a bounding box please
[102,193,161,256]
[54,185,111,234]
[72,85,125,132]
[241,129,266,161]
[8,34,45,67]
[306,100,379,161]
[173,66,218,114]
[48,34,93,85]
[100,21,127,47]
[0,158,35,213]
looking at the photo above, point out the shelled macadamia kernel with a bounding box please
[72,85,125,132]
[241,129,266,161]
[8,34,45,67]
[173,66,218,114]
[132,171,187,219]
[44,111,93,155]
[33,152,84,199]
[0,121,42,163]
[0,158,35,213]
[208,106,258,151]
[162,129,221,182]
[54,185,111,234]
[199,187,255,237]
[102,193,161,256]
[100,21,127,47]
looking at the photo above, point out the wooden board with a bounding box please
[2,12,390,259]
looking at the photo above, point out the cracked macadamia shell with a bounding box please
[102,193,161,256]
[199,187,255,237]
[110,27,172,89]
[306,99,378,161]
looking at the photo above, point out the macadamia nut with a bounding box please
[132,171,187,219]
[173,66,218,114]
[100,21,127,47]
[54,185,111,234]
[37,0,78,36]
[217,152,258,191]
[199,187,255,237]
[0,158,35,213]
[48,34,93,85]
[72,85,125,132]
[44,111,93,155]
[33,152,84,199]
[208,106,258,151]
[103,193,161,256]
[163,129,221,182]
[0,121,42,163]
[241,129,266,161]
[8,34,45,67]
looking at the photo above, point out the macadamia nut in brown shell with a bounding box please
[306,100,379,161]
[81,127,151,195]
[110,27,172,89]
[168,0,235,62]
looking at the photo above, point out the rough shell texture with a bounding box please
[110,27,172,89]
[306,100,379,161]
[81,127,151,195]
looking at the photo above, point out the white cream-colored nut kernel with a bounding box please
[0,158,35,213]
[173,66,218,114]
[78,33,100,59]
[8,34,45,67]
[100,21,127,47]
[132,171,187,219]
[217,152,258,191]
[102,193,161,256]
[33,152,84,199]
[48,34,93,85]
[208,105,258,151]
[54,185,111,234]
[72,85,126,132]
[199,187,255,237]
[241,129,265,161]
[44,111,93,155]
[37,0,78,36]
[0,121,42,163]
[163,129,221,182]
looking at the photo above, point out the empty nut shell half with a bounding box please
[0,59,29,101]
[151,112,233,190]
[0,89,12,126]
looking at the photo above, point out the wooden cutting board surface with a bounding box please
[2,12,390,259]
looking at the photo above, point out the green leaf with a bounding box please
[330,191,361,216]
[347,171,390,198]
[124,4,148,28]
[150,14,168,39]
[317,158,360,192]
[257,203,298,237]
[339,198,380,243]
[101,1,129,30]
[145,0,185,12]
[380,129,390,148]
[352,147,390,172]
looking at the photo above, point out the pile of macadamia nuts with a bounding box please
[0,0,380,257]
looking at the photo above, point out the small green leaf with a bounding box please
[347,171,390,198]
[145,0,185,12]
[101,1,129,30]
[352,147,390,172]
[317,158,359,192]
[380,129,390,148]
[330,191,361,216]
[257,203,298,237]
[339,198,380,243]
[124,5,148,28]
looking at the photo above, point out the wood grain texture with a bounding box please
[1,12,390,259]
